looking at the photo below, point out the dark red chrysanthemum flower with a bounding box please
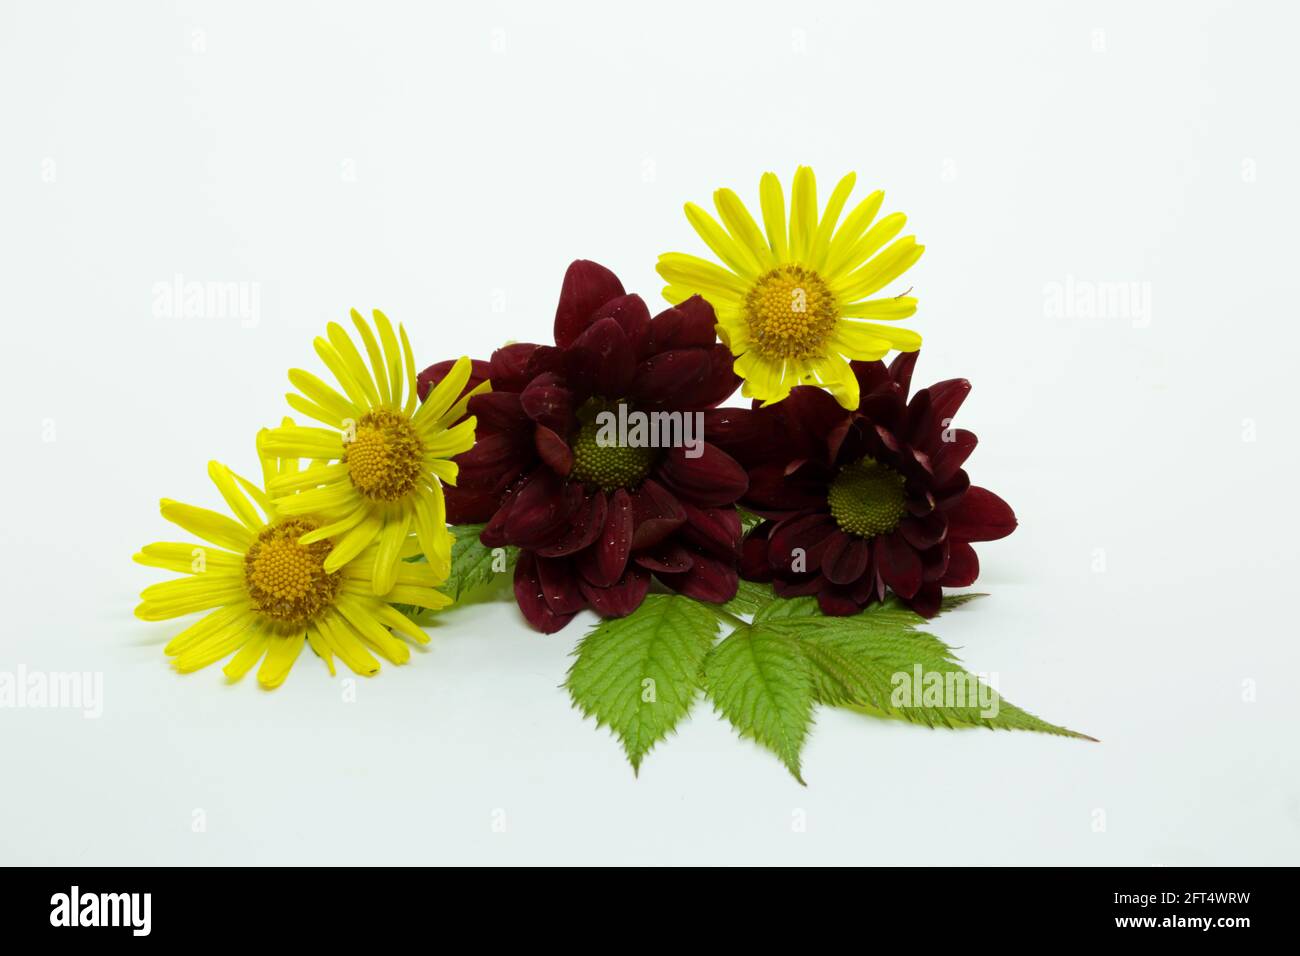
[706,352,1016,618]
[417,260,748,632]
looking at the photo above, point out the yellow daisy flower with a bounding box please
[657,166,925,410]
[257,309,484,595]
[134,424,453,688]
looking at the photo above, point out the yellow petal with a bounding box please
[256,630,307,688]
[713,187,773,269]
[207,461,263,530]
[832,237,925,302]
[323,510,383,572]
[159,499,253,552]
[758,172,789,259]
[788,165,818,263]
[825,190,884,274]
[838,320,922,353]
[809,172,857,270]
[162,605,251,656]
[840,296,918,320]
[372,309,404,409]
[370,511,411,596]
[223,629,270,681]
[334,318,383,407]
[418,355,472,423]
[134,542,241,575]
[735,350,791,405]
[685,202,762,279]
[654,253,749,300]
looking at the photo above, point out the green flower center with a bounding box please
[827,457,907,538]
[745,265,839,360]
[569,400,657,491]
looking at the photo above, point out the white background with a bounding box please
[2,0,1297,865]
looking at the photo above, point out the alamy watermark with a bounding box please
[1043,274,1151,328]
[0,665,103,718]
[594,407,704,459]
[152,273,262,328]
[890,664,1000,718]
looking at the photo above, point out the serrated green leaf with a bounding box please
[757,614,1093,740]
[704,624,815,783]
[441,523,517,602]
[394,523,517,621]
[565,595,721,773]
[738,508,765,533]
[752,595,821,623]
[717,578,777,617]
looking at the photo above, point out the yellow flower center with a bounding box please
[345,409,425,501]
[569,400,657,491]
[745,265,840,360]
[827,457,907,538]
[243,517,341,625]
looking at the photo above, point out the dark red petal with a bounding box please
[488,343,544,393]
[674,343,741,409]
[769,513,838,573]
[676,503,741,560]
[629,478,688,550]
[850,360,893,400]
[874,532,922,599]
[534,555,587,616]
[821,533,872,586]
[633,540,695,574]
[920,540,949,582]
[579,565,651,618]
[939,541,979,587]
[504,470,584,549]
[740,527,775,581]
[417,358,492,403]
[817,588,861,616]
[850,565,886,605]
[466,391,528,435]
[575,488,633,587]
[629,348,711,402]
[898,511,947,550]
[479,494,514,548]
[889,350,919,397]
[743,462,829,515]
[906,487,938,516]
[513,552,578,633]
[859,390,906,433]
[523,344,566,380]
[519,374,575,434]
[772,574,824,598]
[904,389,935,449]
[907,582,943,618]
[926,378,972,428]
[534,424,573,476]
[783,386,852,463]
[566,317,636,398]
[646,295,719,351]
[656,443,748,508]
[932,429,978,485]
[444,487,500,525]
[455,432,532,494]
[554,260,626,348]
[536,490,607,558]
[592,294,651,360]
[947,486,1017,542]
[701,407,776,468]
[657,550,738,603]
